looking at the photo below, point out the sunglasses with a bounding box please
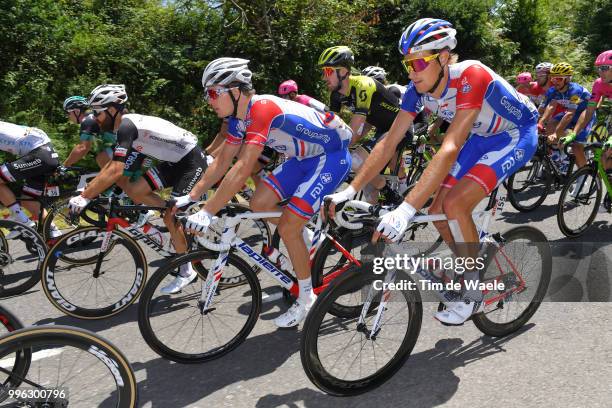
[92,108,107,117]
[550,76,569,84]
[597,65,610,72]
[322,67,336,77]
[402,53,440,73]
[205,87,236,101]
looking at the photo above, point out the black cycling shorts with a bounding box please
[258,146,276,165]
[0,144,60,197]
[144,146,207,197]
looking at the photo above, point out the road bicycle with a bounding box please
[300,191,552,396]
[41,195,271,319]
[0,306,138,407]
[557,141,612,237]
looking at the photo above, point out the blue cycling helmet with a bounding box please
[398,18,457,55]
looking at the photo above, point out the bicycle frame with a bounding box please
[193,210,361,312]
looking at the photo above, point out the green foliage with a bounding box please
[0,0,607,163]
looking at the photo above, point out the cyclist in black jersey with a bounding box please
[319,46,408,203]
[63,96,116,168]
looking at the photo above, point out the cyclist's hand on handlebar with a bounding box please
[322,186,357,220]
[546,133,558,145]
[185,209,213,234]
[174,194,196,210]
[560,131,577,145]
[372,202,416,243]
[537,123,545,135]
[68,195,91,215]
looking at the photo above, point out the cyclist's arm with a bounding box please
[538,101,557,125]
[187,141,241,201]
[350,110,414,190]
[64,140,93,166]
[405,108,479,210]
[428,117,445,142]
[349,114,368,145]
[554,109,576,139]
[203,143,262,215]
[572,103,597,135]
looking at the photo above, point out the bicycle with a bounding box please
[506,132,577,212]
[300,192,552,396]
[0,220,48,298]
[557,141,612,237]
[0,307,138,407]
[41,195,271,319]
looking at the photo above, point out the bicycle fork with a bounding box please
[198,250,229,313]
[357,269,397,340]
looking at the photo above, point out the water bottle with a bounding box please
[141,223,164,247]
[263,245,292,272]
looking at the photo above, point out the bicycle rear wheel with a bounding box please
[507,155,552,212]
[557,166,602,238]
[0,220,47,298]
[472,226,551,337]
[138,250,261,363]
[0,325,138,407]
[41,227,147,319]
[300,267,422,396]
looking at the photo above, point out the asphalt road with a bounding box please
[2,184,611,408]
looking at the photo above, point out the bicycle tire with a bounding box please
[300,267,422,396]
[41,227,147,319]
[557,166,602,238]
[0,325,138,407]
[472,226,552,337]
[0,305,31,402]
[507,155,552,212]
[0,220,47,298]
[138,250,261,363]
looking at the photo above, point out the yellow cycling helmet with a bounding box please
[550,62,574,76]
[318,46,354,68]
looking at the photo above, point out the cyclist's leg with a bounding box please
[250,157,301,221]
[572,114,596,168]
[95,149,113,169]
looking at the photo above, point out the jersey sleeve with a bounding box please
[400,82,422,117]
[329,91,343,113]
[113,118,138,163]
[244,100,284,147]
[353,77,376,116]
[565,85,585,111]
[456,64,493,110]
[225,117,245,145]
[79,116,100,141]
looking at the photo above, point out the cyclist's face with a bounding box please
[406,51,443,94]
[65,110,80,124]
[321,67,345,91]
[535,72,548,87]
[598,65,611,82]
[207,86,235,117]
[550,76,570,90]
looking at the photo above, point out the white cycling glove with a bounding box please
[186,209,213,233]
[68,195,91,215]
[324,186,357,207]
[376,202,417,242]
[174,194,196,209]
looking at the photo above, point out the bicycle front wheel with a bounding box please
[41,227,147,319]
[557,166,602,238]
[138,250,261,363]
[0,325,138,407]
[301,267,422,396]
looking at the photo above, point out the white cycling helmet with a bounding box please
[535,62,553,73]
[202,57,252,90]
[362,66,387,82]
[88,84,128,108]
[398,18,457,55]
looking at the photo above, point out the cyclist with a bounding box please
[68,84,208,294]
[573,50,612,170]
[361,66,407,101]
[277,79,328,113]
[181,57,352,327]
[62,96,116,168]
[534,62,554,108]
[325,17,539,325]
[539,62,595,171]
[319,46,406,203]
[0,120,60,235]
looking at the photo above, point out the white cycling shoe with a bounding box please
[435,298,485,326]
[275,297,316,328]
[160,269,197,294]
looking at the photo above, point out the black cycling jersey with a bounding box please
[330,75,400,132]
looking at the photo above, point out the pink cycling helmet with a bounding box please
[278,80,298,95]
[595,50,612,66]
[516,72,533,84]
